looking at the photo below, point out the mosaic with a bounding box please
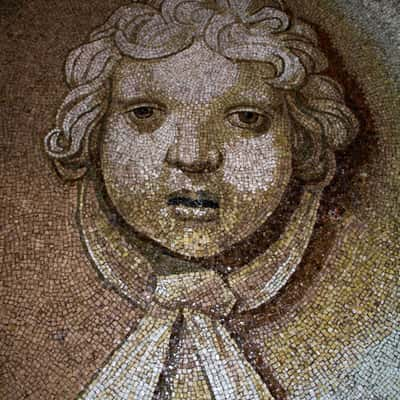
[1,0,399,399]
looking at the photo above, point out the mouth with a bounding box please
[167,190,220,221]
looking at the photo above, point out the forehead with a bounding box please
[112,41,281,107]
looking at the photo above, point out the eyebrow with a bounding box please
[111,94,168,111]
[221,92,284,114]
[236,85,283,104]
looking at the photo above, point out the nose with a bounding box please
[165,118,223,173]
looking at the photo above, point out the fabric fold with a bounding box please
[77,176,325,399]
[78,309,177,400]
[78,271,275,399]
[184,310,275,400]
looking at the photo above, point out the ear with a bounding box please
[52,160,88,181]
[303,151,337,193]
[44,128,88,181]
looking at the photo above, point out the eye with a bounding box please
[227,109,271,134]
[131,106,154,119]
[124,103,165,133]
[238,111,260,124]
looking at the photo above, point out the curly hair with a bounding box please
[45,0,358,182]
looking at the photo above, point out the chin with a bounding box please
[147,213,276,259]
[156,228,228,259]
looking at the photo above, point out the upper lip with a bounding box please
[167,189,220,209]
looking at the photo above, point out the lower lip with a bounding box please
[170,205,219,222]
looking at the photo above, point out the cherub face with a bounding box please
[101,41,292,258]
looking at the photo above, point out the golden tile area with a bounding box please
[1,0,399,399]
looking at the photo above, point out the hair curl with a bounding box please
[45,0,358,182]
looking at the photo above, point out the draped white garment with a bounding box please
[79,271,275,399]
[77,176,323,399]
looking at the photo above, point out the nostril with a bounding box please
[207,149,224,171]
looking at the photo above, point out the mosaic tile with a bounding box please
[1,1,399,399]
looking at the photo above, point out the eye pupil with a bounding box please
[133,107,153,119]
[239,111,258,124]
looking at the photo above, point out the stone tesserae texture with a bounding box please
[1,1,399,399]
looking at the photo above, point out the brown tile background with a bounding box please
[1,1,399,399]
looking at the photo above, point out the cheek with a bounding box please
[101,115,175,194]
[222,134,291,194]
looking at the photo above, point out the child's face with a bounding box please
[101,41,292,258]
